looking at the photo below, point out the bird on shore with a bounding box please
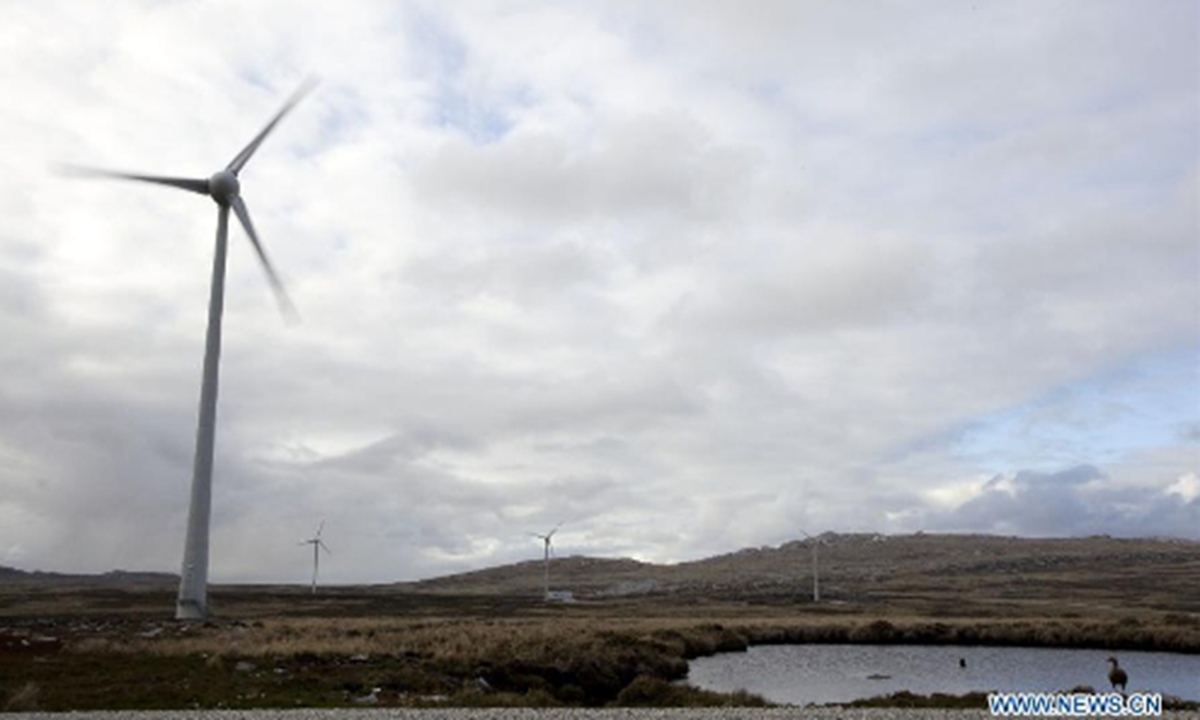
[1107,656,1128,692]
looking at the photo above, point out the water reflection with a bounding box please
[687,644,1200,706]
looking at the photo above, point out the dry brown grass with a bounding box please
[66,609,1200,661]
[4,595,1198,710]
[2,681,40,711]
[3,533,1198,710]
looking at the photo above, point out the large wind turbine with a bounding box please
[300,521,331,595]
[66,81,316,619]
[530,523,561,600]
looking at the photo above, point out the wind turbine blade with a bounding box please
[319,541,331,554]
[59,165,210,195]
[229,195,299,322]
[225,78,318,175]
[316,520,325,538]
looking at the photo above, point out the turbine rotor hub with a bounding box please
[208,170,240,204]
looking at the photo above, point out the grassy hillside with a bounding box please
[411,533,1200,616]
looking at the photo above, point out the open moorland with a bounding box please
[1,533,1198,711]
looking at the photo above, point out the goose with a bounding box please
[1107,656,1128,692]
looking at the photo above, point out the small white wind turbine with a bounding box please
[300,521,331,595]
[530,522,561,600]
[798,528,826,603]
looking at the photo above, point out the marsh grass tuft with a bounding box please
[3,681,39,711]
[847,690,991,708]
[614,675,770,707]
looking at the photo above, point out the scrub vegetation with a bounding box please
[1,533,1197,710]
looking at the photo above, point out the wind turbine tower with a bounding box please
[300,521,331,594]
[65,81,316,619]
[798,528,823,603]
[531,524,561,600]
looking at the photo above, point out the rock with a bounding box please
[234,661,256,673]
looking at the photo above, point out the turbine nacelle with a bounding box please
[208,170,240,205]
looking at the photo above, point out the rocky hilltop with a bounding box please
[411,533,1200,615]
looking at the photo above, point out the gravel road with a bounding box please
[7,710,1200,719]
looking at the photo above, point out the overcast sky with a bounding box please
[0,1,1195,584]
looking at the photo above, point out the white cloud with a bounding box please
[1167,473,1200,504]
[0,1,1194,583]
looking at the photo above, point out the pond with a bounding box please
[687,644,1200,706]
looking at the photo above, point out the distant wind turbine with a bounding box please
[64,80,317,619]
[798,528,826,603]
[530,523,561,600]
[300,521,331,595]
